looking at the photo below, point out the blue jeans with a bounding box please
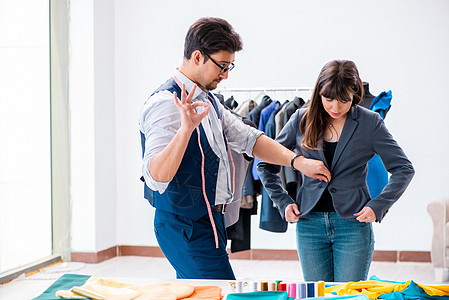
[296,212,374,282]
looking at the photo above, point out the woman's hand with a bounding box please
[293,156,331,182]
[173,84,209,133]
[285,203,301,223]
[354,206,376,223]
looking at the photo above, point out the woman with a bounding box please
[257,60,414,282]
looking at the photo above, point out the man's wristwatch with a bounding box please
[290,154,301,171]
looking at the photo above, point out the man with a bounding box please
[139,17,329,280]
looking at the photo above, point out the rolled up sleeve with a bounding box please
[220,105,263,156]
[139,90,181,194]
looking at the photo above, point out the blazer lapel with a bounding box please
[331,106,359,170]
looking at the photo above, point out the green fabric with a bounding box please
[33,274,91,300]
[226,291,293,300]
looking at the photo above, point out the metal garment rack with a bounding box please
[215,87,313,102]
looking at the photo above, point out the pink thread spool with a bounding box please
[288,283,297,298]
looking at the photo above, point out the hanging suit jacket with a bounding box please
[259,100,289,232]
[241,96,272,202]
[366,90,392,199]
[257,105,414,222]
[252,101,280,180]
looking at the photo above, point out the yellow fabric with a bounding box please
[325,280,449,299]
[55,290,85,299]
[415,283,449,296]
[56,277,141,300]
[56,279,224,300]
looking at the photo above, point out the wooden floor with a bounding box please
[0,256,438,299]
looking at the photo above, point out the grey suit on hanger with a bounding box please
[257,105,414,222]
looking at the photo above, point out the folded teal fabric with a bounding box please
[226,291,293,300]
[33,273,91,300]
[369,275,406,284]
[378,280,449,300]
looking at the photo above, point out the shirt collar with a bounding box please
[173,69,207,101]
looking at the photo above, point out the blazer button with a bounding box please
[212,188,216,192]
[330,187,336,193]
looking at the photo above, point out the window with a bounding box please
[0,0,52,274]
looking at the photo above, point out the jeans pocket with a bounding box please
[177,215,193,241]
[154,221,165,234]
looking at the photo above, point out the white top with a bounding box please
[139,69,262,205]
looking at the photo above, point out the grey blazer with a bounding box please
[257,105,414,222]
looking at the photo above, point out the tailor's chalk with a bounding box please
[260,281,268,291]
[288,283,297,298]
[317,280,325,296]
[307,282,315,297]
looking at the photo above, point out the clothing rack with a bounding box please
[215,87,313,102]
[216,87,313,92]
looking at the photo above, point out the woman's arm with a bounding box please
[364,114,415,221]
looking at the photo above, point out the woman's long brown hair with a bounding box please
[299,60,364,151]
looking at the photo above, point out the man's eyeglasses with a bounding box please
[203,52,235,73]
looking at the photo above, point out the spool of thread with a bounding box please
[317,281,325,296]
[275,280,282,291]
[269,282,276,291]
[287,283,297,298]
[250,281,258,292]
[297,283,306,299]
[236,281,243,293]
[307,282,315,297]
[260,281,268,291]
[278,283,287,291]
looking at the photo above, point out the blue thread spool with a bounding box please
[307,282,315,297]
[297,282,306,299]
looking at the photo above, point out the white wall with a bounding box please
[72,0,449,252]
[70,0,117,252]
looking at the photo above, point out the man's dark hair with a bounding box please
[184,17,243,60]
